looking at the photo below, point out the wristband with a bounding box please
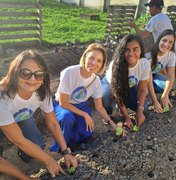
[61,147,72,156]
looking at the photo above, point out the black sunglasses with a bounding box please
[19,68,45,81]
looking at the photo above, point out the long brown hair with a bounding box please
[151,29,175,71]
[0,49,51,101]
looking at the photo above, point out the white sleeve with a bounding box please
[167,52,176,67]
[140,59,151,80]
[106,61,113,83]
[0,99,15,126]
[40,96,53,113]
[145,17,156,33]
[55,69,71,101]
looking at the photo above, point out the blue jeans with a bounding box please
[0,117,44,161]
[152,73,166,93]
[101,76,147,112]
[101,76,113,115]
[50,101,93,152]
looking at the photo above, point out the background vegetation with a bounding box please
[0,0,150,45]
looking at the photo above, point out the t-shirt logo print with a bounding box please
[14,108,33,122]
[129,76,138,88]
[70,86,87,103]
[153,62,163,73]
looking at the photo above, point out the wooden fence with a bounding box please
[0,0,42,47]
[167,6,176,33]
[105,5,137,42]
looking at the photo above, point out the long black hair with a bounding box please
[151,29,175,70]
[111,34,145,106]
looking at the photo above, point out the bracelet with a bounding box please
[138,106,144,110]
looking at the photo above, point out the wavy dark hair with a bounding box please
[0,49,51,101]
[111,34,145,106]
[151,29,175,70]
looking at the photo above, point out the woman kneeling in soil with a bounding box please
[147,29,176,113]
[50,43,118,152]
[0,50,77,178]
[110,34,150,129]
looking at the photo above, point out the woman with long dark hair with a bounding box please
[0,50,77,178]
[147,29,176,113]
[110,34,150,128]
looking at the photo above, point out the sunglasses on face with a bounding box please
[19,68,45,81]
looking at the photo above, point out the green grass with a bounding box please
[0,0,107,45]
[0,0,150,45]
[41,0,107,44]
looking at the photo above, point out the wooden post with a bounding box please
[37,0,42,46]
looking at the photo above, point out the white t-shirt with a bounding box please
[55,65,102,104]
[145,13,173,42]
[145,51,176,73]
[0,92,53,126]
[106,58,151,88]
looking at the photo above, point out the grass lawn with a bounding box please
[0,0,150,45]
[41,0,107,45]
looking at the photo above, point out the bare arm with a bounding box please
[43,111,78,169]
[118,102,133,129]
[160,66,175,107]
[93,98,117,130]
[129,21,151,40]
[0,157,38,180]
[136,80,148,126]
[148,71,163,113]
[1,123,64,177]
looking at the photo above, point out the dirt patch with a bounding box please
[1,45,176,180]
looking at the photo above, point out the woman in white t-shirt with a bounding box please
[110,34,150,128]
[50,43,118,152]
[0,50,77,178]
[147,29,176,113]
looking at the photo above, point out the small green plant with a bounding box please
[68,166,75,175]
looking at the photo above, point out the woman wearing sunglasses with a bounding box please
[50,43,118,153]
[0,50,77,178]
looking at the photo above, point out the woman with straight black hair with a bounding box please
[147,29,176,113]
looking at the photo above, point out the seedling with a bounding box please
[131,119,139,132]
[163,106,169,113]
[132,125,139,132]
[68,166,75,175]
[116,126,123,136]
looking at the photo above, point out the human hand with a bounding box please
[160,95,172,109]
[128,20,136,28]
[84,113,94,132]
[153,100,163,113]
[136,111,145,127]
[64,154,78,169]
[116,122,126,136]
[124,117,133,129]
[46,158,66,177]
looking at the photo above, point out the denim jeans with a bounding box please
[101,76,147,112]
[17,117,45,161]
[152,72,166,93]
[101,76,113,115]
[50,101,93,152]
